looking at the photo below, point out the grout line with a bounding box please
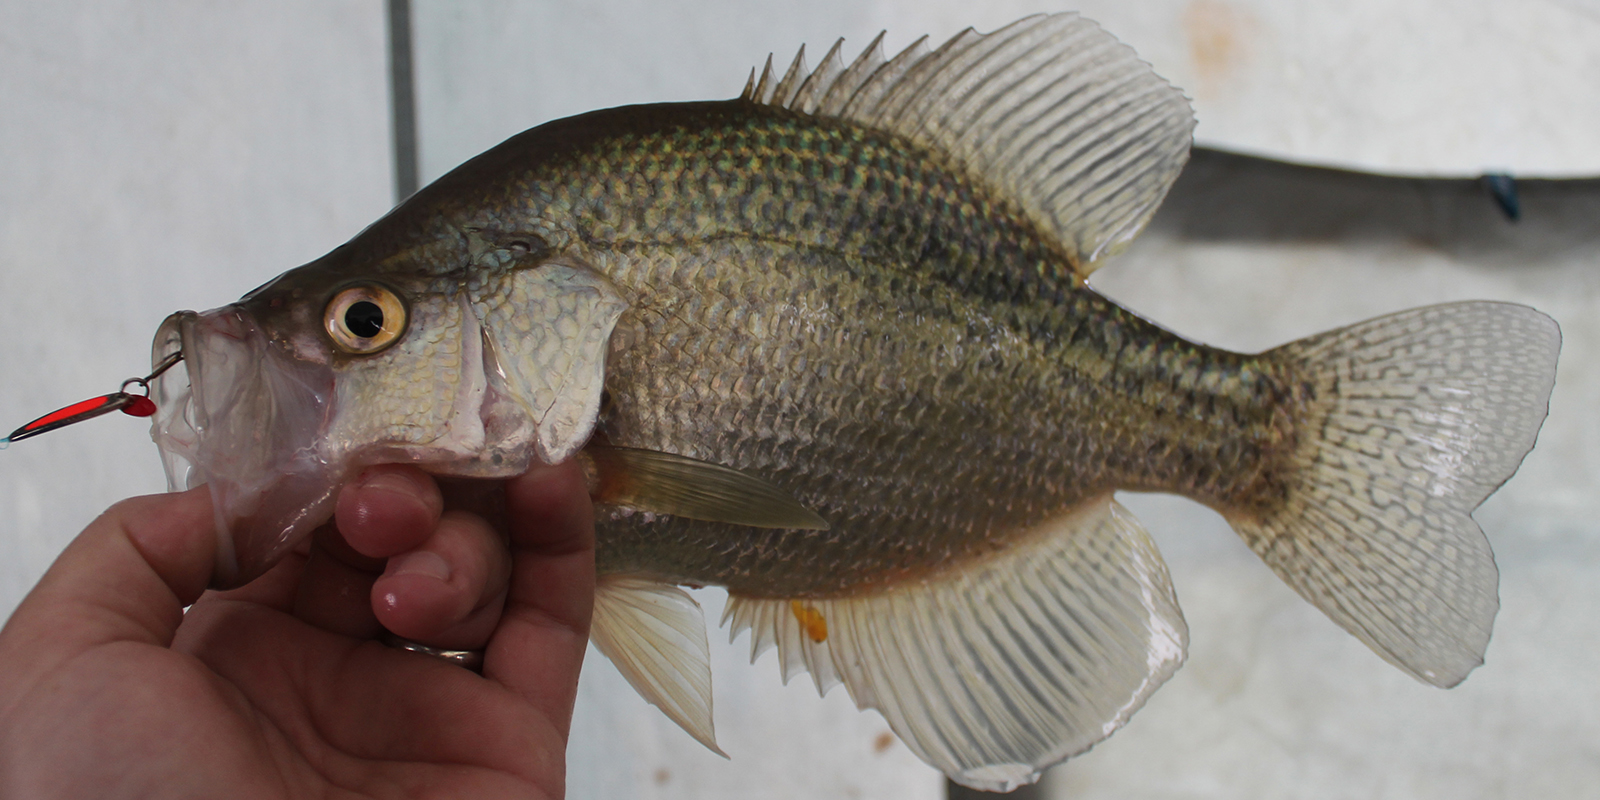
[386,0,420,202]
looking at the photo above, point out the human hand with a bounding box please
[0,460,595,799]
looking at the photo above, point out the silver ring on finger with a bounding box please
[382,631,485,673]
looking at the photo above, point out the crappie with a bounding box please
[146,14,1560,791]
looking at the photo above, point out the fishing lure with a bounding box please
[2,352,182,447]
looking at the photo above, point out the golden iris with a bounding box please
[324,284,407,354]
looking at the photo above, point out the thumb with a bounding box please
[0,487,217,674]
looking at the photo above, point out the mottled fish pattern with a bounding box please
[148,15,1560,792]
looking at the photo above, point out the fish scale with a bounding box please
[142,14,1559,790]
[481,105,1061,302]
[575,184,1280,593]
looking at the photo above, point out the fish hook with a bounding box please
[2,351,184,448]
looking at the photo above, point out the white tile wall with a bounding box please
[407,4,1600,796]
[1061,157,1600,799]
[0,2,393,614]
[410,0,1600,181]
[3,3,1595,799]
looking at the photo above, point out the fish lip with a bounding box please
[149,305,339,588]
[150,311,199,491]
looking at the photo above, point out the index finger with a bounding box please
[485,459,595,734]
[0,487,215,699]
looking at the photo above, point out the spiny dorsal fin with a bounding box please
[771,44,808,107]
[584,445,830,530]
[740,14,1195,272]
[790,38,846,114]
[722,496,1188,792]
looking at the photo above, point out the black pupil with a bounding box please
[344,301,385,339]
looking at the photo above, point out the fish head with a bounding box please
[150,233,627,587]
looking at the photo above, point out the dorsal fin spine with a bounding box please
[738,13,1193,274]
[792,38,846,113]
[740,67,757,101]
[771,45,809,107]
[752,54,777,104]
[816,31,887,116]
[839,35,929,121]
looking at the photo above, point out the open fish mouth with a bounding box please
[148,293,565,588]
[151,307,340,587]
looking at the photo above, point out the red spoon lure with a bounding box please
[2,352,182,447]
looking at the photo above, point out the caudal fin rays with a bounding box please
[1238,301,1560,686]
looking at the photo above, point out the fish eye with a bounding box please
[324,284,407,354]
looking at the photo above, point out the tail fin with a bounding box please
[1230,301,1559,687]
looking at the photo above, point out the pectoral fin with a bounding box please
[590,575,725,756]
[722,496,1187,792]
[585,445,829,530]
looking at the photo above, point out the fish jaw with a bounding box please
[149,298,540,588]
[151,308,340,587]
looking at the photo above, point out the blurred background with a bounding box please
[2,2,1597,797]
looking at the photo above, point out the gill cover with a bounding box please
[150,256,628,588]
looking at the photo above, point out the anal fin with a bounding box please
[724,496,1188,792]
[590,575,725,756]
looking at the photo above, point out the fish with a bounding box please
[142,13,1561,791]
